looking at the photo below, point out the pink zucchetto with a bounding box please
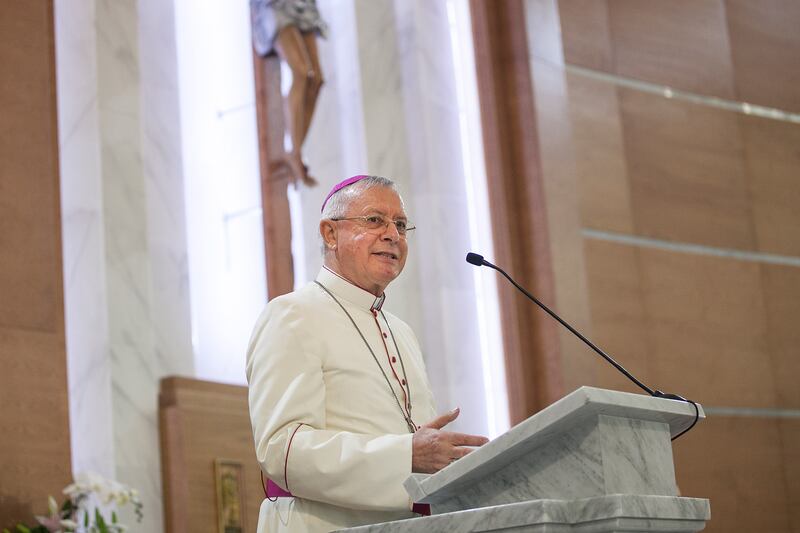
[320,175,370,213]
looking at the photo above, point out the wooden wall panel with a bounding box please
[619,89,755,251]
[0,2,62,331]
[607,0,735,99]
[557,0,613,72]
[673,416,800,533]
[583,240,800,411]
[512,1,800,531]
[566,74,633,234]
[727,0,800,113]
[586,240,800,531]
[783,418,800,533]
[581,240,649,394]
[761,264,800,408]
[636,249,773,408]
[159,377,263,533]
[560,1,800,112]
[742,115,800,257]
[0,0,72,526]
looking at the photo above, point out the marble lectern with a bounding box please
[340,386,710,532]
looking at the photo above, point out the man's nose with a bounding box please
[381,221,401,241]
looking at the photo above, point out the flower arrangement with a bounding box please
[3,473,143,533]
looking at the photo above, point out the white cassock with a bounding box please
[246,266,438,532]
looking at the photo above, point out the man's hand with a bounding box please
[411,408,490,474]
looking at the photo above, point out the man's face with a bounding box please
[325,186,409,296]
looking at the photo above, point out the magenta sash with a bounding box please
[264,478,431,515]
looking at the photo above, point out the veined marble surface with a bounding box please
[405,387,703,506]
[337,494,710,532]
[55,0,115,481]
[353,0,421,337]
[57,3,499,532]
[390,0,498,439]
[56,0,193,530]
[297,0,503,439]
[138,0,193,382]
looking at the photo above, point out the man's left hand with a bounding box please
[411,407,489,474]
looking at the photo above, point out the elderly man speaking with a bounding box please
[246,175,488,532]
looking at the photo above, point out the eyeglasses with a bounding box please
[331,214,416,236]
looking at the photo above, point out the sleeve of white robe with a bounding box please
[246,296,414,511]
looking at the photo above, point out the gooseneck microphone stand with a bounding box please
[466,252,699,440]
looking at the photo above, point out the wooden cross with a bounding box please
[252,53,295,300]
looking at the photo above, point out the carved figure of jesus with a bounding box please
[251,0,328,186]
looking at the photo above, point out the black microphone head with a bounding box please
[466,252,484,266]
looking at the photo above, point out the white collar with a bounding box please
[318,266,386,312]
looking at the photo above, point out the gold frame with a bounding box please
[214,458,246,533]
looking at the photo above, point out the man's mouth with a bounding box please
[373,251,399,260]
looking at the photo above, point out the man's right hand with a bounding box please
[411,408,490,474]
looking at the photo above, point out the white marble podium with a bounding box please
[339,387,710,532]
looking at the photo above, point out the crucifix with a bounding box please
[250,0,327,298]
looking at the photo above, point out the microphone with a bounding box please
[466,252,485,267]
[466,252,698,439]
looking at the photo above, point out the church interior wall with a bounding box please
[3,0,798,532]
[0,2,73,526]
[55,0,194,529]
[47,0,508,531]
[525,1,800,531]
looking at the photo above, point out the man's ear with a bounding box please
[320,219,337,250]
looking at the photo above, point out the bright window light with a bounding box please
[446,0,510,437]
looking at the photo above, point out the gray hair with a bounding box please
[320,175,399,221]
[319,175,401,254]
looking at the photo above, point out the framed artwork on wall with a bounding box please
[214,458,246,533]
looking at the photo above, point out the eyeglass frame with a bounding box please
[329,214,416,236]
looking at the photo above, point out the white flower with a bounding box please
[48,495,59,516]
[60,472,143,530]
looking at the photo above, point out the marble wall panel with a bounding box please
[291,0,504,436]
[741,116,800,258]
[619,89,756,251]
[352,0,423,339]
[672,415,799,533]
[607,0,735,99]
[92,0,194,529]
[138,0,194,379]
[727,0,800,113]
[54,0,116,479]
[390,0,491,434]
[95,1,164,529]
